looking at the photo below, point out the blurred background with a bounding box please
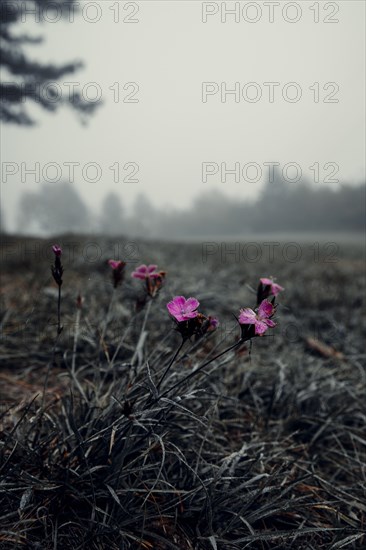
[0,0,365,239]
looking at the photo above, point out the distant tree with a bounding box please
[0,0,100,124]
[253,166,289,231]
[99,192,125,235]
[255,175,366,233]
[133,193,155,220]
[187,190,246,236]
[17,191,41,234]
[18,181,90,234]
[153,190,250,239]
[336,184,366,231]
[129,194,156,236]
[0,206,5,233]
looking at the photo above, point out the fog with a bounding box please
[11,175,365,240]
[1,1,365,237]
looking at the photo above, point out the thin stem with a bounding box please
[131,299,153,367]
[140,299,152,335]
[71,308,81,375]
[156,338,244,403]
[42,330,62,410]
[156,338,186,391]
[109,311,138,366]
[42,361,52,410]
[57,284,62,334]
[147,328,172,365]
[68,308,88,401]
[101,287,116,342]
[42,285,62,408]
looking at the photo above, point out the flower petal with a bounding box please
[167,296,187,318]
[131,271,146,280]
[173,313,186,322]
[254,320,269,335]
[52,245,62,256]
[147,264,158,273]
[108,259,122,270]
[271,283,284,296]
[167,301,180,316]
[185,297,200,312]
[260,277,273,286]
[182,310,198,320]
[172,296,187,308]
[239,308,256,324]
[258,299,274,319]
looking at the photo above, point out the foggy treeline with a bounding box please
[11,177,366,239]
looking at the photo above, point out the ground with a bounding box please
[0,234,365,549]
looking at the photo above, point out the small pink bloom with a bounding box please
[239,299,276,336]
[108,259,126,288]
[108,259,124,270]
[208,317,220,330]
[52,244,62,257]
[167,296,200,322]
[260,277,284,296]
[51,245,63,286]
[131,264,159,280]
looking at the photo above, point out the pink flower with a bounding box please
[167,296,200,322]
[108,259,126,288]
[239,299,276,336]
[131,264,160,280]
[51,245,63,286]
[52,244,62,257]
[108,259,125,270]
[260,277,284,296]
[208,317,220,330]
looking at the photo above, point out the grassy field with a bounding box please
[0,234,365,549]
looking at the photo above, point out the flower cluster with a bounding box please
[55,241,282,346]
[167,296,219,340]
[166,278,283,342]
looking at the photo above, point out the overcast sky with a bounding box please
[1,0,365,232]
